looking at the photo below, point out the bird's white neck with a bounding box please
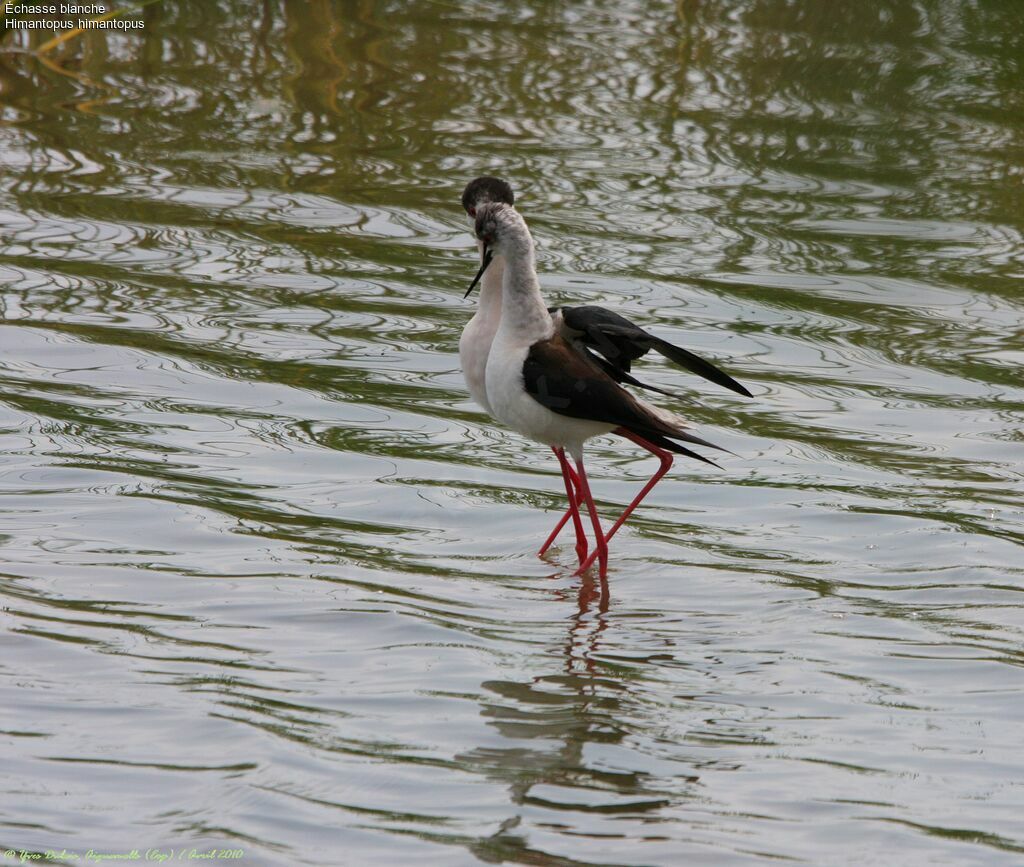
[496,219,553,341]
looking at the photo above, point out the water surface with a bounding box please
[1,1,1023,864]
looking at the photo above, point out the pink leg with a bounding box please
[538,459,579,554]
[577,428,674,575]
[572,455,608,577]
[559,450,589,564]
[538,447,588,563]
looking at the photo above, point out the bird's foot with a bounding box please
[574,540,609,577]
[575,540,589,565]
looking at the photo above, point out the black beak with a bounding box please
[465,247,493,298]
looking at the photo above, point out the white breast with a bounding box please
[459,310,497,414]
[485,336,614,454]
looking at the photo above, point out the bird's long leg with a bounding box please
[561,452,589,564]
[577,427,673,575]
[538,450,576,555]
[538,447,588,563]
[572,454,608,577]
[538,448,575,555]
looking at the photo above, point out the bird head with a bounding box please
[465,201,526,298]
[461,176,514,220]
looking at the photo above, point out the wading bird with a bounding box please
[460,185,750,575]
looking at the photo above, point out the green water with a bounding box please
[1,1,1022,864]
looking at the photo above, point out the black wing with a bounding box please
[580,346,677,399]
[522,335,726,467]
[555,305,752,398]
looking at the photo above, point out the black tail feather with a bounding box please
[627,429,723,469]
[665,427,735,456]
[584,347,678,399]
[615,369,678,399]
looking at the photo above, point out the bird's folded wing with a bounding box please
[522,335,725,465]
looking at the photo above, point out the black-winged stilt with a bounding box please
[458,177,515,416]
[459,184,750,576]
[460,197,749,577]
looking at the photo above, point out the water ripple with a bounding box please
[1,0,1023,863]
